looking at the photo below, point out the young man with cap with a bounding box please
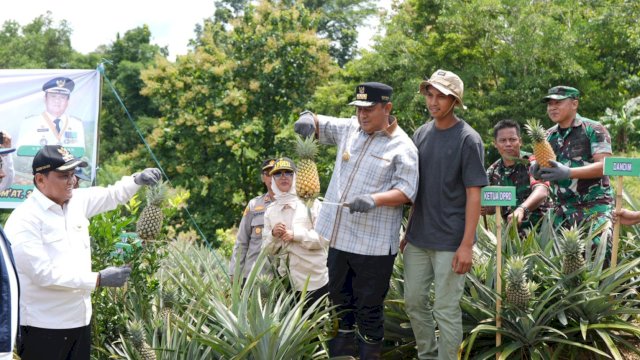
[482,119,551,232]
[401,69,488,360]
[230,158,276,282]
[0,132,18,360]
[4,145,161,360]
[17,77,86,155]
[533,85,613,249]
[294,82,419,358]
[262,157,328,305]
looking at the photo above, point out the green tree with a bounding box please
[93,25,167,160]
[312,0,640,164]
[0,12,79,68]
[140,0,335,239]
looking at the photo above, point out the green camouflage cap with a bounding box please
[542,86,580,102]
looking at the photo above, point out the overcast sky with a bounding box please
[0,0,392,62]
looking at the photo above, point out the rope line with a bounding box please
[97,62,229,278]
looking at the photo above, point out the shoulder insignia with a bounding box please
[254,205,264,211]
[243,206,249,216]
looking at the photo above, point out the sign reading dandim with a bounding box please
[604,157,640,177]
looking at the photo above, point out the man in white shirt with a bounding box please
[4,145,161,360]
[0,132,18,360]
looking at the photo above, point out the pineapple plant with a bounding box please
[524,119,556,168]
[160,284,178,320]
[136,180,168,241]
[128,320,156,360]
[294,135,321,201]
[559,226,586,276]
[505,256,532,310]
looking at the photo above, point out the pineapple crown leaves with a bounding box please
[524,118,548,142]
[559,226,585,254]
[127,319,148,344]
[144,180,169,207]
[294,134,318,160]
[505,256,529,283]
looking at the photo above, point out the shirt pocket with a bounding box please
[69,218,91,249]
[41,229,68,258]
[250,217,264,242]
[365,152,393,191]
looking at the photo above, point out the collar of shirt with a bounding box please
[31,187,65,213]
[360,115,399,138]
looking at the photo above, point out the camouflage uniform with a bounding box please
[486,151,551,229]
[547,115,613,243]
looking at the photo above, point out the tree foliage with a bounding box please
[95,25,167,160]
[0,12,78,68]
[140,0,336,238]
[312,0,640,163]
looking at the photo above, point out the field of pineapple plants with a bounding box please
[84,180,640,360]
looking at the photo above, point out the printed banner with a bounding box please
[0,69,101,208]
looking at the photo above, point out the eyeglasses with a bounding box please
[262,171,272,177]
[272,171,294,179]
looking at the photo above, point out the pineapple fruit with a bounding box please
[294,135,321,201]
[559,226,586,276]
[505,256,532,310]
[128,320,156,360]
[524,119,556,167]
[136,180,168,241]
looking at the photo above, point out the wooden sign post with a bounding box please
[603,157,640,268]
[481,186,516,358]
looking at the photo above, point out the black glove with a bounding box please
[530,162,542,180]
[540,160,571,181]
[98,266,132,287]
[346,194,376,214]
[134,168,162,185]
[294,110,316,138]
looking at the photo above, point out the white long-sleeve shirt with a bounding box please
[4,176,140,329]
[262,199,328,291]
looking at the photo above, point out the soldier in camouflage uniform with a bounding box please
[534,86,613,247]
[483,119,551,232]
[229,158,276,282]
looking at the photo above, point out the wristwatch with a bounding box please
[516,205,530,218]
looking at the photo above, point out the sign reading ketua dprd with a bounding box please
[481,186,517,207]
[604,157,640,177]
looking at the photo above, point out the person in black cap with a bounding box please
[229,158,277,283]
[0,131,18,360]
[73,166,91,189]
[531,85,613,256]
[4,145,161,360]
[16,76,86,156]
[294,82,419,358]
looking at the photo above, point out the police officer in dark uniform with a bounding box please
[229,158,276,282]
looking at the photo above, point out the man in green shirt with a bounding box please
[483,119,551,231]
[533,86,613,247]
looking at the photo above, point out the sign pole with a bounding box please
[495,206,502,358]
[611,176,623,268]
[480,185,515,358]
[603,157,640,269]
